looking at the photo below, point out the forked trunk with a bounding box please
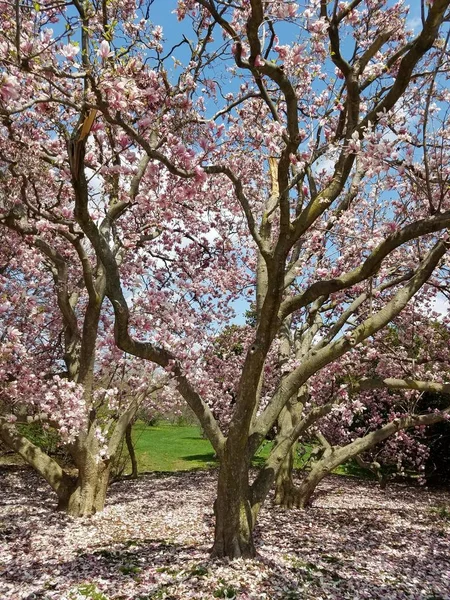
[57,459,110,516]
[273,389,306,508]
[211,460,256,559]
[274,459,323,509]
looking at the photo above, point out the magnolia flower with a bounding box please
[0,301,10,314]
[7,327,22,340]
[254,54,265,67]
[0,74,20,101]
[60,43,79,61]
[153,25,163,41]
[97,40,113,60]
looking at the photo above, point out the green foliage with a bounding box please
[156,566,180,575]
[430,504,450,521]
[119,563,141,576]
[190,564,209,577]
[335,458,383,479]
[213,324,245,359]
[138,405,199,428]
[288,557,343,583]
[244,303,257,327]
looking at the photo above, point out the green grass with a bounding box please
[1,419,372,479]
[132,422,314,473]
[133,422,218,472]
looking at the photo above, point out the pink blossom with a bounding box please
[254,54,265,67]
[60,43,79,61]
[0,74,20,101]
[97,40,113,60]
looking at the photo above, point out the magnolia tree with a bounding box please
[0,0,243,516]
[273,308,450,508]
[2,0,450,558]
[335,314,450,488]
[0,174,166,515]
[208,308,450,508]
[0,229,166,516]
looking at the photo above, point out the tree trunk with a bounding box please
[0,419,112,515]
[272,390,306,508]
[355,454,389,489]
[274,443,297,507]
[275,411,450,509]
[211,459,257,559]
[57,458,110,516]
[67,432,112,516]
[125,422,138,479]
[292,467,328,508]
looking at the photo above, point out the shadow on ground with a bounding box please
[1,467,449,599]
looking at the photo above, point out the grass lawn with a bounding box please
[1,420,363,478]
[132,421,218,472]
[131,421,367,479]
[132,421,313,473]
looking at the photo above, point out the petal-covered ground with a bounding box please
[1,467,449,600]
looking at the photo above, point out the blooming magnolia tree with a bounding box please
[2,0,450,557]
[273,308,450,508]
[207,309,450,508]
[0,0,243,516]
[0,222,165,515]
[0,156,167,515]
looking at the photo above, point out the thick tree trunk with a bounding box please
[211,459,257,559]
[272,390,306,508]
[1,403,137,517]
[274,443,297,507]
[56,459,110,516]
[0,419,110,515]
[67,432,112,516]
